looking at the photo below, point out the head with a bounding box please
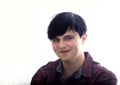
[47,12,87,40]
[47,12,87,62]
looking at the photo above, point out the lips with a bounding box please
[59,50,70,54]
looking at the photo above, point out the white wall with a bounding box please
[0,0,119,84]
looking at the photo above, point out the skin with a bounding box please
[52,30,87,78]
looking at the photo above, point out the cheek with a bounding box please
[70,41,79,47]
[72,41,81,51]
[52,44,58,52]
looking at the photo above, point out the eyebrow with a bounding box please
[59,34,75,39]
[63,34,75,37]
[54,32,77,39]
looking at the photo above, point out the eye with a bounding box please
[52,38,60,43]
[65,36,74,41]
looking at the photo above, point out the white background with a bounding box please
[0,0,119,85]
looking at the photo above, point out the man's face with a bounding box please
[51,30,87,62]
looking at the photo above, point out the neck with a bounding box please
[62,52,85,78]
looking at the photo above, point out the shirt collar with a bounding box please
[81,52,93,77]
[56,60,62,73]
[56,52,93,78]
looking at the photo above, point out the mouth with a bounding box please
[59,50,70,54]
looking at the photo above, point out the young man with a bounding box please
[31,12,117,85]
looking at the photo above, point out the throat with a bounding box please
[62,55,85,79]
[63,61,84,79]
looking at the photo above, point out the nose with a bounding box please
[58,40,66,49]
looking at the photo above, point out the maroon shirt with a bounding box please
[31,52,117,85]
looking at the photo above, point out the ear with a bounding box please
[81,33,87,44]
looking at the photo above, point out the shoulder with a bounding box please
[84,52,117,84]
[33,59,60,77]
[31,59,60,84]
[92,61,117,84]
[92,61,116,78]
[42,59,60,70]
